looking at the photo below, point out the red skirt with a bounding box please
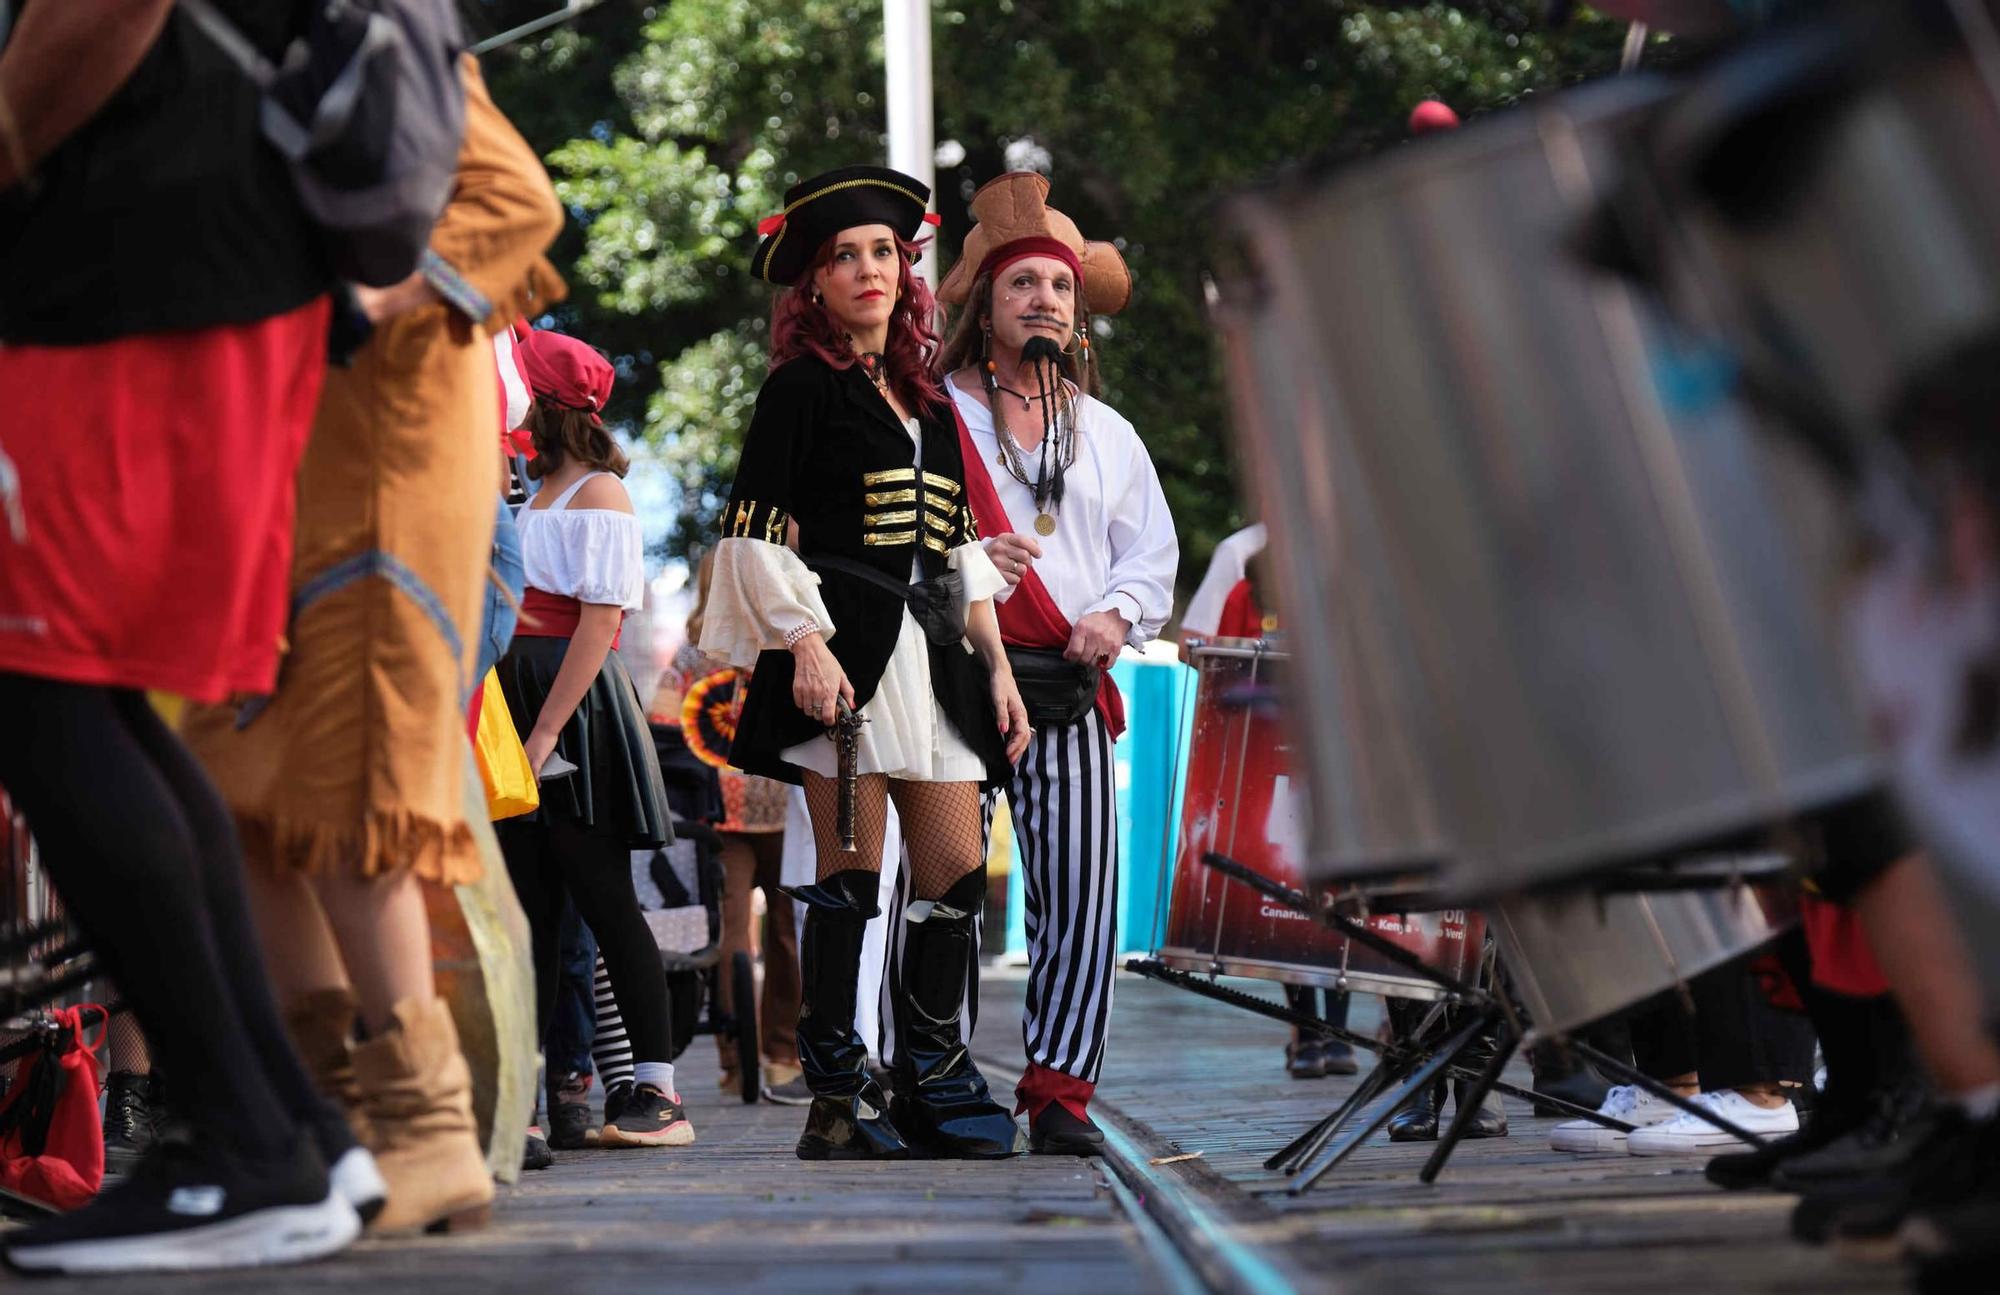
[0,298,330,704]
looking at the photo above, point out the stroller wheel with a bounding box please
[731,950,760,1104]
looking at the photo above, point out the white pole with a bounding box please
[882,0,937,286]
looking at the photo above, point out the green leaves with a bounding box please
[488,0,1629,578]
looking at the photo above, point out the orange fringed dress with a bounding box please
[180,59,566,884]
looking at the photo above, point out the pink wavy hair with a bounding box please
[768,232,946,413]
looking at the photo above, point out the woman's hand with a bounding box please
[992,668,1033,764]
[523,727,558,779]
[790,631,855,727]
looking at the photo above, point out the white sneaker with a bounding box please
[1549,1084,1676,1153]
[1625,1089,1799,1157]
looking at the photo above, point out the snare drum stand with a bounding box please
[1127,851,1633,1194]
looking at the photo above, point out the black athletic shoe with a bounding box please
[3,1136,357,1275]
[1790,1108,1997,1243]
[600,1085,695,1148]
[521,1130,554,1172]
[1029,1102,1105,1157]
[1772,1087,1938,1191]
[101,1070,162,1176]
[545,1071,597,1151]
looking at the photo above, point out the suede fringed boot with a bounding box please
[891,871,1024,1159]
[351,997,496,1234]
[791,870,910,1161]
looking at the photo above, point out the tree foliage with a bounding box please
[474,1,1629,579]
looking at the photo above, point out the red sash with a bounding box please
[952,405,1126,739]
[516,587,624,650]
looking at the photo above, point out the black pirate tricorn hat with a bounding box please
[751,165,939,286]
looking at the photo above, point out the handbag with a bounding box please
[0,1005,107,1213]
[1005,646,1100,727]
[472,669,539,821]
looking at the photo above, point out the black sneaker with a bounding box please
[102,1071,162,1176]
[3,1135,357,1274]
[1791,1108,1997,1243]
[521,1130,554,1172]
[545,1071,597,1151]
[1772,1085,1937,1191]
[600,1085,695,1148]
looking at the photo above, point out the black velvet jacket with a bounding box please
[722,355,1011,787]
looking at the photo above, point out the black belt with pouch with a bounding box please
[808,555,966,647]
[1005,646,1099,727]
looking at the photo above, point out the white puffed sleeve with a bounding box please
[566,512,648,610]
[698,537,836,668]
[949,539,1007,619]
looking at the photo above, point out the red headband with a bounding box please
[978,236,1084,290]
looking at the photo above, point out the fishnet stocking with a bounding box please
[802,772,890,881]
[106,1007,151,1076]
[887,780,985,901]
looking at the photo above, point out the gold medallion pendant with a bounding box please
[1034,513,1057,537]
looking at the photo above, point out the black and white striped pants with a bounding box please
[881,709,1121,1083]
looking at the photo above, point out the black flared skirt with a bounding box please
[496,636,674,848]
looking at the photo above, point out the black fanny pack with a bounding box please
[1005,646,1100,727]
[810,555,965,647]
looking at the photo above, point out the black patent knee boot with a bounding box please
[790,870,909,1161]
[1453,1015,1510,1139]
[890,871,1026,1159]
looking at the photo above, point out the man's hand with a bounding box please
[1065,608,1130,669]
[351,271,441,324]
[984,532,1042,587]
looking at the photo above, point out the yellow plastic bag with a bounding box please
[473,670,538,821]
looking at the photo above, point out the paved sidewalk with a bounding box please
[1054,971,1909,1295]
[7,969,1912,1293]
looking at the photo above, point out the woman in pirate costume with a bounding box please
[700,165,1034,1161]
[893,172,1177,1156]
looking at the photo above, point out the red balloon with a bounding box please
[1408,100,1461,135]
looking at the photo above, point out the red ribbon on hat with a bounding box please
[759,210,938,237]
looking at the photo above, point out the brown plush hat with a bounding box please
[938,172,1132,317]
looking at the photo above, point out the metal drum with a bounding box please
[1490,858,1797,1038]
[1157,641,1484,1001]
[1213,75,1878,900]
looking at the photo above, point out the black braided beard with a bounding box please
[990,334,1076,516]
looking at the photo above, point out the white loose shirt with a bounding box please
[951,382,1177,648]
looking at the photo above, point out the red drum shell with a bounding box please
[1157,642,1481,1001]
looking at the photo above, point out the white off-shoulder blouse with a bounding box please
[517,470,647,610]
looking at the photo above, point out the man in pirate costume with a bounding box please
[885,172,1177,1154]
[700,165,1033,1161]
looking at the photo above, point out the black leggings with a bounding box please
[499,814,672,1065]
[0,675,351,1162]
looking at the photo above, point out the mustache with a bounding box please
[1017,313,1070,327]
